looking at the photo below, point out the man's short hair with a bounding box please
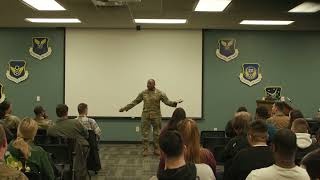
[256,106,269,119]
[301,149,320,180]
[34,106,45,116]
[0,100,11,119]
[274,102,285,112]
[0,125,6,146]
[56,104,68,118]
[291,118,309,133]
[273,129,297,158]
[248,120,268,141]
[237,106,248,113]
[78,103,88,114]
[159,130,184,159]
[233,112,252,135]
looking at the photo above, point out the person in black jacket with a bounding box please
[226,120,274,180]
[223,112,251,179]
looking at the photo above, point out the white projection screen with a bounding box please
[65,29,202,118]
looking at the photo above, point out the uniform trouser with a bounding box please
[141,114,161,150]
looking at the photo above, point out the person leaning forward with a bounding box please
[120,79,183,156]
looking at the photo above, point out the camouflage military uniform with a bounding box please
[123,89,177,151]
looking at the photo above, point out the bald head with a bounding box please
[147,79,156,91]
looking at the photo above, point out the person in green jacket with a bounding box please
[6,117,55,180]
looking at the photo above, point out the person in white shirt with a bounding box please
[246,129,309,180]
[76,103,101,139]
[150,130,215,180]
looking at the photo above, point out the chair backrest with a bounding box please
[16,150,42,180]
[200,131,225,145]
[36,129,47,136]
[38,136,76,165]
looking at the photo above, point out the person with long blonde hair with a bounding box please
[6,118,54,180]
[158,119,216,175]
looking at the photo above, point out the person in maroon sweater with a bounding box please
[158,119,216,175]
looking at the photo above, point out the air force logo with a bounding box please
[6,60,29,83]
[0,83,5,103]
[216,39,239,62]
[239,63,262,86]
[29,37,52,60]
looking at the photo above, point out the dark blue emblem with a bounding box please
[29,37,52,60]
[239,63,262,86]
[216,39,239,62]
[6,60,29,83]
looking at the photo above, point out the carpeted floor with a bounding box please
[91,144,159,180]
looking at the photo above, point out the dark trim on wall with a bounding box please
[201,29,204,120]
[63,28,66,104]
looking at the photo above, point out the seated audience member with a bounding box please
[76,103,101,139]
[160,107,186,136]
[288,109,304,129]
[47,104,89,146]
[6,118,54,180]
[225,106,248,138]
[158,119,217,175]
[151,130,215,180]
[226,120,274,180]
[267,102,290,130]
[255,106,276,142]
[0,125,28,180]
[246,129,309,180]
[291,118,319,165]
[33,105,54,129]
[0,101,20,129]
[301,149,320,180]
[47,104,89,180]
[224,112,251,177]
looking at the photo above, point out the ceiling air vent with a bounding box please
[92,0,141,7]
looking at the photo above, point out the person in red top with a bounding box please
[158,119,216,175]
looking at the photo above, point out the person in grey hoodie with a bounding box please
[149,130,215,180]
[291,118,319,165]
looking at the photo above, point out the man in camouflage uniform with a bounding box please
[120,79,182,156]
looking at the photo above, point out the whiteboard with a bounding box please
[65,29,202,118]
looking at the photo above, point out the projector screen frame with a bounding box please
[63,29,204,120]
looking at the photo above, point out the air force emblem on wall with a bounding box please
[6,60,29,83]
[29,37,52,60]
[216,39,239,62]
[0,83,5,103]
[239,63,262,86]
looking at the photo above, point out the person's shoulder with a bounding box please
[195,164,215,180]
[0,164,28,179]
[246,165,274,179]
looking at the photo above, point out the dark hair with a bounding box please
[167,108,186,130]
[301,149,320,180]
[237,106,248,113]
[78,103,88,114]
[0,101,11,119]
[291,118,309,133]
[256,106,270,119]
[273,129,297,159]
[274,102,286,113]
[248,120,268,141]
[159,130,184,159]
[56,104,68,118]
[34,105,45,116]
[289,109,304,128]
[233,112,251,136]
[0,125,6,146]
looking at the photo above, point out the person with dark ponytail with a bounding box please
[0,101,20,129]
[160,107,186,136]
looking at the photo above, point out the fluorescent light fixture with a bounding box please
[240,20,294,25]
[21,0,66,11]
[289,2,320,13]
[25,18,81,23]
[134,19,187,24]
[195,0,232,12]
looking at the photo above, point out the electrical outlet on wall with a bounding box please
[36,96,40,102]
[136,126,140,132]
[214,128,218,131]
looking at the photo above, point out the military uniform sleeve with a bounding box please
[77,121,89,139]
[90,119,102,137]
[123,92,144,111]
[160,92,177,107]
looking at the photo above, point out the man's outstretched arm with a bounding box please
[120,92,143,112]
